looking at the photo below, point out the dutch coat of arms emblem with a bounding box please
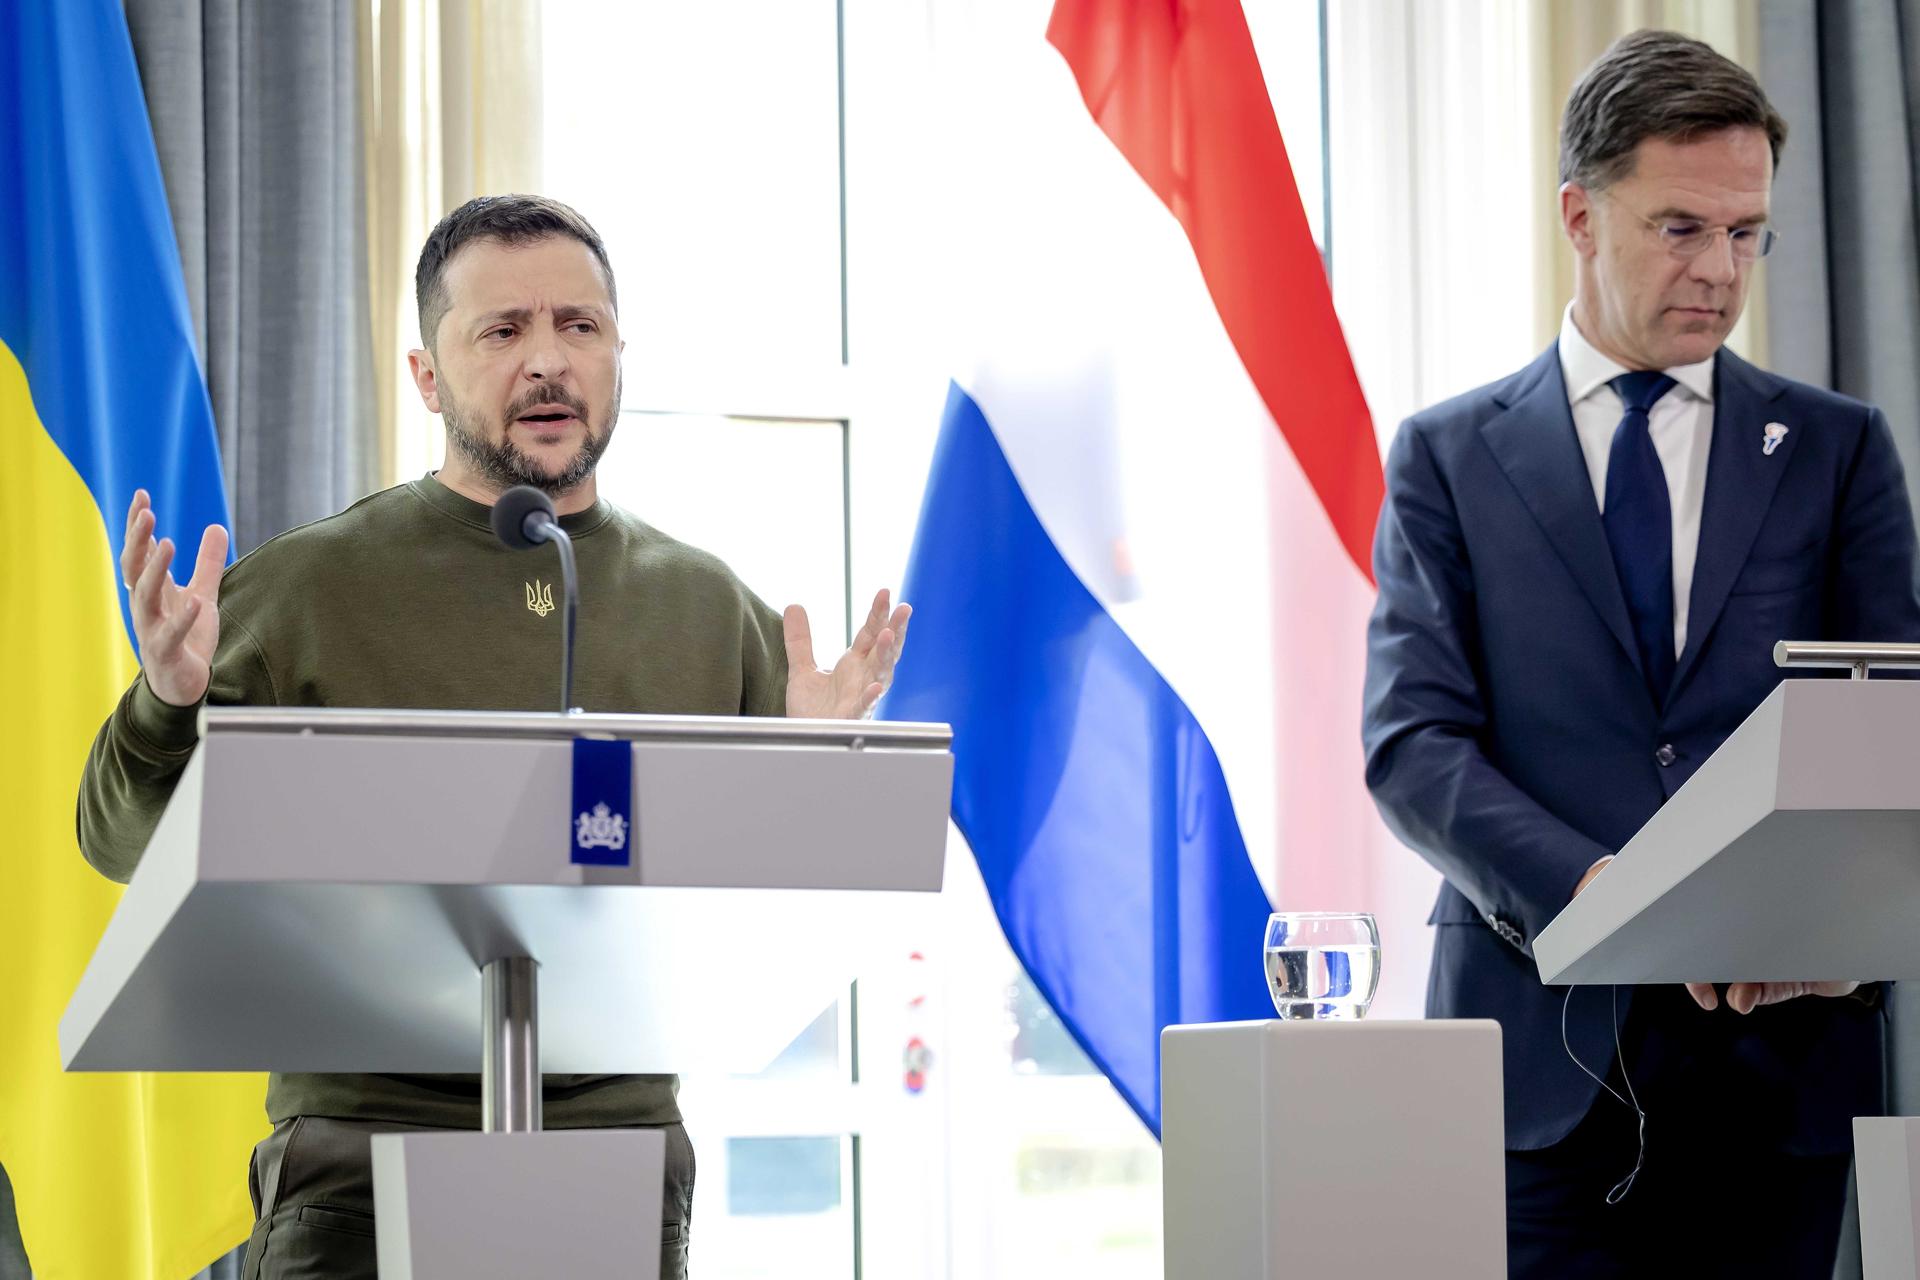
[575,802,628,852]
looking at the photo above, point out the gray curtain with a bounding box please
[1761,0,1920,519]
[126,0,378,556]
[1760,4,1920,1278]
[0,1,378,1275]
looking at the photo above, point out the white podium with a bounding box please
[1856,1119,1920,1280]
[1162,1020,1506,1278]
[1534,651,1920,1280]
[62,707,953,1277]
[1534,677,1920,985]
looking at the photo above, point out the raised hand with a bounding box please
[121,489,229,707]
[783,588,911,720]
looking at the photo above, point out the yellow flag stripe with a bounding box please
[0,339,266,1278]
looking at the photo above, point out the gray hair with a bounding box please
[1559,29,1787,190]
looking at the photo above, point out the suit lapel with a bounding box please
[1669,349,1796,700]
[1478,346,1642,676]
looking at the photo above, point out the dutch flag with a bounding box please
[885,0,1387,1132]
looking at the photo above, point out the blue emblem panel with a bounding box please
[570,737,633,867]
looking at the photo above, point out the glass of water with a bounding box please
[1264,912,1380,1020]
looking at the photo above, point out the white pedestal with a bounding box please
[1162,1019,1505,1279]
[1856,1118,1920,1279]
[371,1130,665,1280]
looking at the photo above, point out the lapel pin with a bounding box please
[1762,422,1789,456]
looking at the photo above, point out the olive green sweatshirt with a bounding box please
[77,474,788,1129]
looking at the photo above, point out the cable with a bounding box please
[1560,983,1645,1203]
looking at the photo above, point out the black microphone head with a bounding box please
[491,485,556,550]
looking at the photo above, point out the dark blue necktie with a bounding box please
[1602,371,1679,704]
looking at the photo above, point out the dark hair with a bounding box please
[1559,30,1787,190]
[414,194,617,348]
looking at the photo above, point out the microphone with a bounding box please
[490,484,556,549]
[491,485,580,714]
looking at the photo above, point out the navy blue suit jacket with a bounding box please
[1363,344,1920,1152]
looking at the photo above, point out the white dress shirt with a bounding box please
[1557,307,1715,659]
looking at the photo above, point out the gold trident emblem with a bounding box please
[526,579,555,617]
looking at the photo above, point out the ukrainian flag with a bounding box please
[0,1,267,1275]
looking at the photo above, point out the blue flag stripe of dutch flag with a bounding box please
[889,385,1274,1129]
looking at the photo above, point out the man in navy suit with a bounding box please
[1364,30,1920,1277]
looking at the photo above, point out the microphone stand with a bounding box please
[527,522,579,715]
[491,484,582,717]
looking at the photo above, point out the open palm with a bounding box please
[784,589,911,720]
[122,488,228,707]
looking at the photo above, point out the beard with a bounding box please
[441,374,621,498]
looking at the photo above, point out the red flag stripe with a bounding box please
[1047,0,1384,583]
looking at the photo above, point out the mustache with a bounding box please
[505,387,590,419]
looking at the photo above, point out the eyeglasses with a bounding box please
[1607,195,1779,262]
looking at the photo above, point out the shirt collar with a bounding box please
[410,471,614,538]
[1557,304,1715,407]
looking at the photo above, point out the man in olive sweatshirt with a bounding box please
[78,194,909,1280]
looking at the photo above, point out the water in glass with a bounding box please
[1263,912,1380,1020]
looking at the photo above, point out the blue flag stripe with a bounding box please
[883,383,1275,1134]
[0,0,232,653]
